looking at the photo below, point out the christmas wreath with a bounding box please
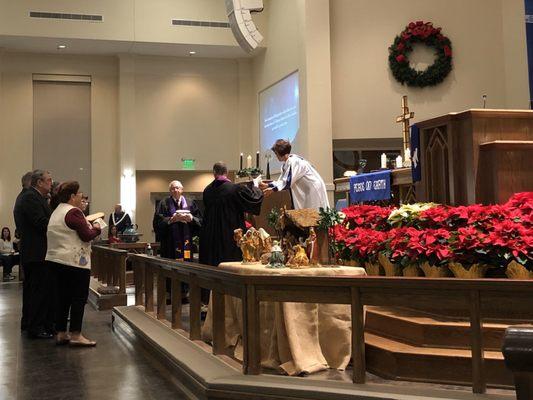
[389,21,453,88]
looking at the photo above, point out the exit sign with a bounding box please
[181,158,196,170]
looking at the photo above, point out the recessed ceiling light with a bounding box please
[189,51,196,55]
[57,44,67,49]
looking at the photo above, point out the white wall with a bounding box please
[0,53,119,230]
[330,0,530,140]
[251,0,334,192]
[0,0,237,46]
[0,51,252,235]
[132,55,242,171]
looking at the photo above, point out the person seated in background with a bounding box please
[12,229,21,253]
[108,225,122,244]
[0,227,19,281]
[81,196,89,215]
[108,204,131,234]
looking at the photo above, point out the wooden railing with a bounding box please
[91,245,128,294]
[110,242,160,255]
[128,254,533,394]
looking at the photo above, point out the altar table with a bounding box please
[201,262,366,375]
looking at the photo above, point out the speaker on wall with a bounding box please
[225,0,264,53]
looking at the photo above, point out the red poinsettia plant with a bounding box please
[330,225,387,264]
[417,199,529,232]
[487,220,533,268]
[343,205,394,231]
[385,227,452,267]
[336,192,533,271]
[505,192,533,226]
[449,226,490,266]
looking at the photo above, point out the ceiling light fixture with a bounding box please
[189,51,196,55]
[57,44,67,49]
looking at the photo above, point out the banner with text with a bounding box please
[349,170,391,203]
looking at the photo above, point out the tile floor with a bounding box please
[0,281,186,400]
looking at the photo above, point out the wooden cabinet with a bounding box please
[416,109,533,205]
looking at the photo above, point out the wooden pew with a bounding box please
[89,245,128,310]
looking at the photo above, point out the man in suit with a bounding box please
[14,170,53,338]
[13,171,32,331]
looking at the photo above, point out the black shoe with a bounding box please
[28,330,54,339]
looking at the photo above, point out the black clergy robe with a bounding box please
[153,196,201,259]
[108,212,132,234]
[199,179,263,267]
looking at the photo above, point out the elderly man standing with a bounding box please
[108,204,132,234]
[13,171,32,330]
[13,170,54,338]
[153,180,201,304]
[153,181,200,260]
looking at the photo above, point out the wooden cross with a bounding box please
[396,95,415,155]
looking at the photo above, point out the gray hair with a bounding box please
[30,169,49,187]
[169,180,183,190]
[21,171,32,189]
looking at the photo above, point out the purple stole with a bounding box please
[168,196,189,252]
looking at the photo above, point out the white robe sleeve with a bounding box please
[270,155,329,210]
[270,156,307,191]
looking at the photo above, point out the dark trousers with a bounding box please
[25,261,56,334]
[55,263,90,332]
[0,254,19,275]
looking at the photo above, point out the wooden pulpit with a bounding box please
[416,109,533,205]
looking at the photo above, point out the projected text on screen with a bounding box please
[259,71,300,170]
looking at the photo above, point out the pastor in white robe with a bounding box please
[269,154,330,210]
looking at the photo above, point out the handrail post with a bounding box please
[189,274,201,340]
[156,271,166,320]
[119,254,127,295]
[242,284,261,375]
[112,254,119,287]
[469,290,486,394]
[144,263,154,313]
[351,287,366,384]
[106,254,113,286]
[91,250,97,280]
[133,260,143,306]
[212,289,226,355]
[171,275,182,329]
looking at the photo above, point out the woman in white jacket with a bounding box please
[46,181,101,346]
[261,139,329,210]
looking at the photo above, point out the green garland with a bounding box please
[237,167,262,178]
[388,21,453,88]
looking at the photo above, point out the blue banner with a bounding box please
[410,123,421,182]
[349,170,391,203]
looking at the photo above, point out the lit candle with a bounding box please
[381,153,387,169]
[256,151,260,169]
[240,153,243,170]
[395,155,403,169]
[246,154,252,169]
[404,148,411,167]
